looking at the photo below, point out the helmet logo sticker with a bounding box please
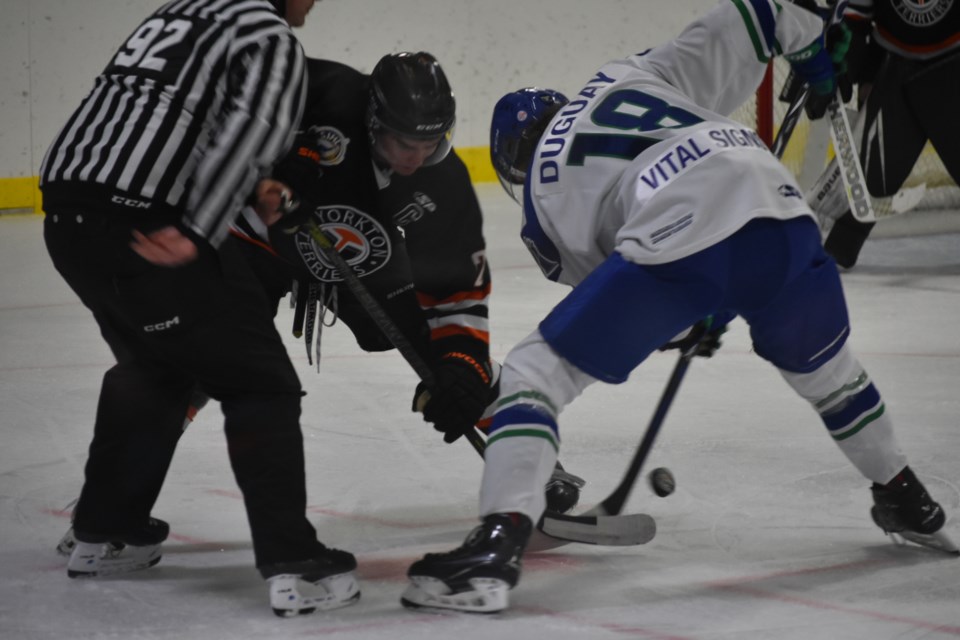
[295,205,392,282]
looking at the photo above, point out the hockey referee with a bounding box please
[40,0,360,616]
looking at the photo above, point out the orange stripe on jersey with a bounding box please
[229,227,278,257]
[876,27,960,56]
[416,282,492,308]
[431,325,490,344]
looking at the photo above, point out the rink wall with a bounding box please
[0,0,715,212]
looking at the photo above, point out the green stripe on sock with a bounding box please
[833,404,886,441]
[496,390,558,415]
[815,372,868,411]
[487,428,559,452]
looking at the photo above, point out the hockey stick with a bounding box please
[538,349,693,545]
[300,217,487,458]
[301,218,648,546]
[770,0,848,160]
[771,75,808,160]
[826,96,876,223]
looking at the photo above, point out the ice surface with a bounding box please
[2,186,959,639]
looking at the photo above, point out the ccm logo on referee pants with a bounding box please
[144,317,180,332]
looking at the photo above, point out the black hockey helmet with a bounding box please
[367,52,456,166]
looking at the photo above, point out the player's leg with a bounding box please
[403,251,724,612]
[824,54,929,268]
[741,217,952,550]
[904,50,960,187]
[44,211,192,576]
[175,239,359,614]
[56,384,210,557]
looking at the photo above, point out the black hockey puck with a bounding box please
[649,467,676,497]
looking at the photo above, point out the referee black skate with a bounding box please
[40,0,358,616]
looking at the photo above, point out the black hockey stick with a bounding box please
[538,349,692,545]
[301,218,650,545]
[770,80,808,160]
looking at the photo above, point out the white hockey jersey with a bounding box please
[523,0,824,286]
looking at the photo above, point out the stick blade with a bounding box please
[539,512,656,546]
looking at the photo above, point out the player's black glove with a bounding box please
[659,316,728,358]
[412,352,493,443]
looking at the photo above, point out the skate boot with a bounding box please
[870,467,958,555]
[262,546,360,617]
[67,517,170,577]
[402,513,533,613]
[544,464,585,515]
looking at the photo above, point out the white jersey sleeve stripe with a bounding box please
[729,0,782,62]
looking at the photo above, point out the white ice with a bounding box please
[2,186,959,639]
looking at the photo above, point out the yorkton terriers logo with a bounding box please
[892,0,953,26]
[295,205,392,282]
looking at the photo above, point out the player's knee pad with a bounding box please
[746,249,850,373]
[539,252,714,383]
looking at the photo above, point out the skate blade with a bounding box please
[888,529,960,556]
[269,571,361,617]
[401,576,509,613]
[67,542,162,578]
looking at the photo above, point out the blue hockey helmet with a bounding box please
[490,87,569,203]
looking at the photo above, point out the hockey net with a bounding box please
[733,60,960,233]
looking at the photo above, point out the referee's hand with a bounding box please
[131,227,198,267]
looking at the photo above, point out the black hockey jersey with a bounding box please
[847,0,960,59]
[234,59,490,366]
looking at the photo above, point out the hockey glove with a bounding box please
[412,352,493,443]
[827,22,854,103]
[659,316,728,358]
[789,27,852,119]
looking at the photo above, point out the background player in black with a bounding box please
[40,0,359,617]
[824,0,960,267]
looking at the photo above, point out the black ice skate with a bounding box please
[67,517,170,578]
[261,546,360,617]
[870,467,958,555]
[401,513,533,613]
[545,464,586,515]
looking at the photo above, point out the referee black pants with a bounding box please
[44,208,327,569]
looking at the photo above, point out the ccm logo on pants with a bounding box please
[144,317,180,332]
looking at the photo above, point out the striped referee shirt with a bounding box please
[40,0,306,247]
